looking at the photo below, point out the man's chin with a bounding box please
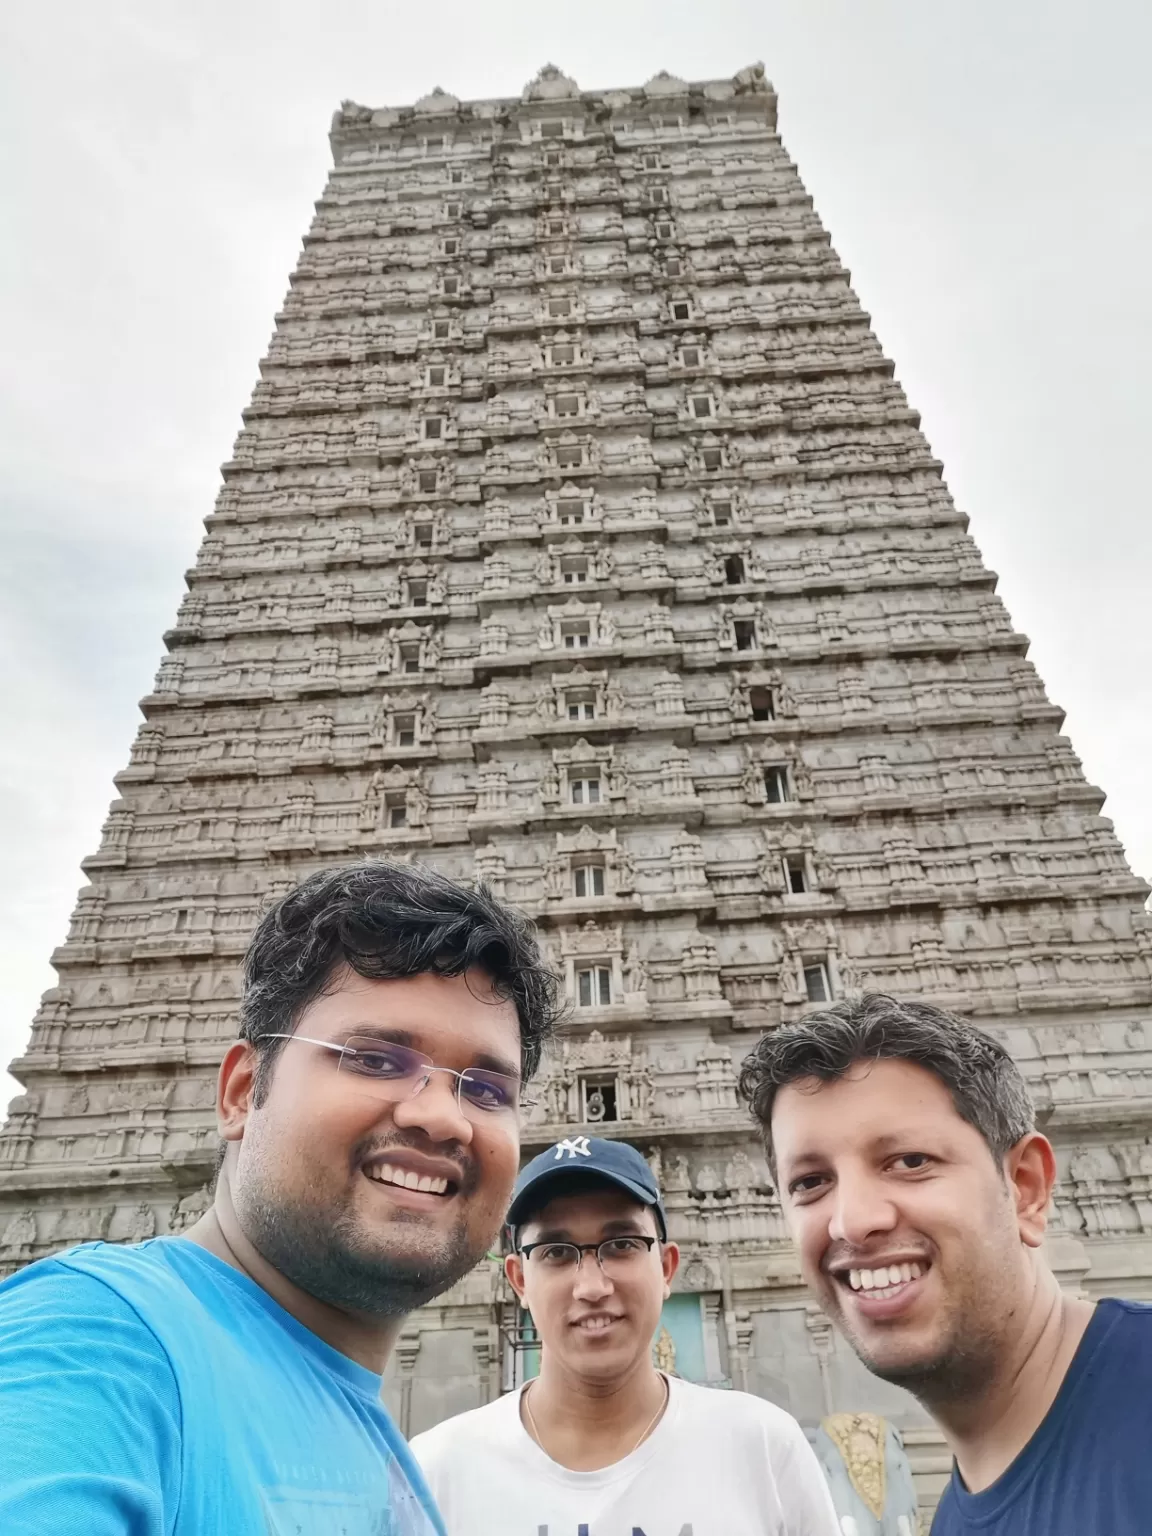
[249,1205,485,1316]
[838,1320,971,1396]
[820,1297,934,1377]
[562,1346,631,1383]
[338,1229,488,1311]
[853,1342,941,1387]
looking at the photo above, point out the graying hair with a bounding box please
[738,992,1035,1173]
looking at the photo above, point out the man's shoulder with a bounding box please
[1,1241,168,1311]
[1102,1296,1152,1325]
[671,1378,806,1443]
[1091,1298,1152,1368]
[409,1391,521,1465]
[0,1239,220,1346]
[0,1243,183,1420]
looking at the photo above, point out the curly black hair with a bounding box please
[739,992,1035,1175]
[239,860,563,1104]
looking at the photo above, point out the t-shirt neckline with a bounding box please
[159,1235,386,1400]
[510,1372,681,1486]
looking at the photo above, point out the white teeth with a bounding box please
[844,1261,926,1295]
[365,1163,449,1195]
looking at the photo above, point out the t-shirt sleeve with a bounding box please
[0,1257,182,1535]
[769,1414,843,1536]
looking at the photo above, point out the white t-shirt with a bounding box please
[410,1374,841,1536]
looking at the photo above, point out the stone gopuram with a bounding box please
[3,63,1151,1515]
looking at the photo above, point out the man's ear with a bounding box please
[660,1241,680,1298]
[504,1251,527,1302]
[218,1042,259,1144]
[1005,1132,1059,1249]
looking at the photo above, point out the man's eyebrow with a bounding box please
[327,1024,416,1046]
[778,1127,944,1173]
[870,1129,937,1154]
[600,1217,649,1235]
[325,1025,520,1079]
[526,1216,650,1244]
[774,1148,822,1179]
[468,1050,522,1080]
[523,1226,574,1244]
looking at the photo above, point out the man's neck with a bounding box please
[523,1356,669,1472]
[183,1185,404,1375]
[930,1278,1095,1493]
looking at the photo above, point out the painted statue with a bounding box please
[808,1413,921,1536]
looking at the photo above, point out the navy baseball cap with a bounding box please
[507,1136,668,1240]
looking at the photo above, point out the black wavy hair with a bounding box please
[738,992,1035,1177]
[239,859,563,1104]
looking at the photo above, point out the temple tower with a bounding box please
[3,64,1150,1511]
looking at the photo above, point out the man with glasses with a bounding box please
[0,860,560,1535]
[411,1136,839,1534]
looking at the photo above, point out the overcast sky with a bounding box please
[1,0,1149,1104]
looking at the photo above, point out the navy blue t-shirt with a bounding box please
[932,1298,1152,1534]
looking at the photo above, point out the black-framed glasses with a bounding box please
[259,1033,533,1124]
[519,1236,659,1272]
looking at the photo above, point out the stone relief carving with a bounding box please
[2,79,1150,1528]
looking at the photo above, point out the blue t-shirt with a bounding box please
[0,1236,444,1536]
[932,1297,1152,1534]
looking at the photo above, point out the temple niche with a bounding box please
[3,62,1152,1526]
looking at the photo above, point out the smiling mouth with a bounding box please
[572,1314,621,1333]
[834,1260,928,1302]
[362,1162,457,1198]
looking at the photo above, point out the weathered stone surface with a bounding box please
[4,64,1151,1519]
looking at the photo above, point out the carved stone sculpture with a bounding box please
[1,74,1149,1532]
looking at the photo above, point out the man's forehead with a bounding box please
[521,1185,655,1238]
[317,964,508,1006]
[771,1060,962,1160]
[775,1057,956,1109]
[302,969,522,1071]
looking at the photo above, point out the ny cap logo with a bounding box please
[553,1136,591,1161]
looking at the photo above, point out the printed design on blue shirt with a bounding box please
[258,1438,441,1534]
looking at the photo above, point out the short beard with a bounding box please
[234,1149,485,1317]
[852,1319,1002,1410]
[830,1240,1013,1413]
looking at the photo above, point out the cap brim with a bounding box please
[507,1167,664,1232]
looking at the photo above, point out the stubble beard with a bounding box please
[825,1258,1011,1411]
[235,1155,490,1316]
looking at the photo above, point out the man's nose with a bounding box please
[827,1168,899,1249]
[390,1070,474,1146]
[571,1255,614,1302]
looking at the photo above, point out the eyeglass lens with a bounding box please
[527,1238,654,1271]
[336,1034,522,1118]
